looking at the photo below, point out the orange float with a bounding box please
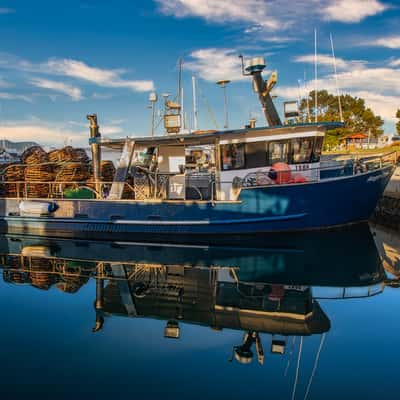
[271,162,292,184]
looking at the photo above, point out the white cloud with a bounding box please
[44,58,155,92]
[0,92,33,102]
[322,0,387,22]
[365,35,400,49]
[156,0,388,31]
[30,78,83,100]
[351,91,400,122]
[0,121,87,147]
[67,119,124,136]
[156,0,280,30]
[294,54,350,69]
[185,48,248,82]
[389,59,400,67]
[0,52,155,93]
[278,54,400,122]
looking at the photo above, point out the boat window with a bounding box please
[268,141,289,164]
[311,137,324,162]
[290,138,314,164]
[245,141,267,169]
[221,143,245,170]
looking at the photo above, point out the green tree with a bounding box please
[396,109,400,135]
[299,90,384,147]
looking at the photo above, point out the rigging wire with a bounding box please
[197,80,219,130]
[330,33,344,123]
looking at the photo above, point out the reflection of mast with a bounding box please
[93,263,105,332]
[304,333,326,400]
[291,336,304,400]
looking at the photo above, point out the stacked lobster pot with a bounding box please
[2,164,25,197]
[50,146,91,194]
[87,160,116,194]
[22,146,54,198]
[0,145,115,198]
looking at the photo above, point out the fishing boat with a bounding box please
[0,56,396,242]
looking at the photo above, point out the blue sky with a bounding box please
[0,0,399,146]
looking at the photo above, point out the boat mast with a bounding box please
[192,76,199,131]
[330,33,344,123]
[217,79,231,129]
[314,28,318,123]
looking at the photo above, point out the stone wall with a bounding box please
[372,194,400,232]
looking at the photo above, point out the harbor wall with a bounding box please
[371,167,400,231]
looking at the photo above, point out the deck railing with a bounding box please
[242,150,398,188]
[0,151,397,201]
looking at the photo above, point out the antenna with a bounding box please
[304,71,312,123]
[149,92,158,137]
[217,79,231,129]
[181,87,185,131]
[330,33,344,123]
[238,54,250,76]
[177,57,183,104]
[314,28,318,123]
[192,76,199,130]
[297,79,302,107]
[197,82,219,129]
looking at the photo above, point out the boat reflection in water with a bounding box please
[0,223,389,367]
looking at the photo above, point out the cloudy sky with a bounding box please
[0,0,399,146]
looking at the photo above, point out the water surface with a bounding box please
[0,224,398,399]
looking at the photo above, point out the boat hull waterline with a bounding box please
[0,166,393,242]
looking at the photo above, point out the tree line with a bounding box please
[298,90,392,148]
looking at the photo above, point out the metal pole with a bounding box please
[314,28,318,123]
[151,101,155,137]
[192,76,198,130]
[217,80,231,129]
[223,85,229,129]
[181,87,185,131]
[330,33,344,123]
[87,114,101,198]
[93,263,105,333]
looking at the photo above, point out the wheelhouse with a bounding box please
[97,122,338,202]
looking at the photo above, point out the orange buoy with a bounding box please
[271,162,291,184]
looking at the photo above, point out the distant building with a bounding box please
[341,133,390,150]
[391,135,400,144]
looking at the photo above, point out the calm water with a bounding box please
[0,224,399,399]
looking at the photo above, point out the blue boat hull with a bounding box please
[0,165,393,242]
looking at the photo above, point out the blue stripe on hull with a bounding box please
[0,165,394,240]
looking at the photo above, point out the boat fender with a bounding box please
[19,200,58,215]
